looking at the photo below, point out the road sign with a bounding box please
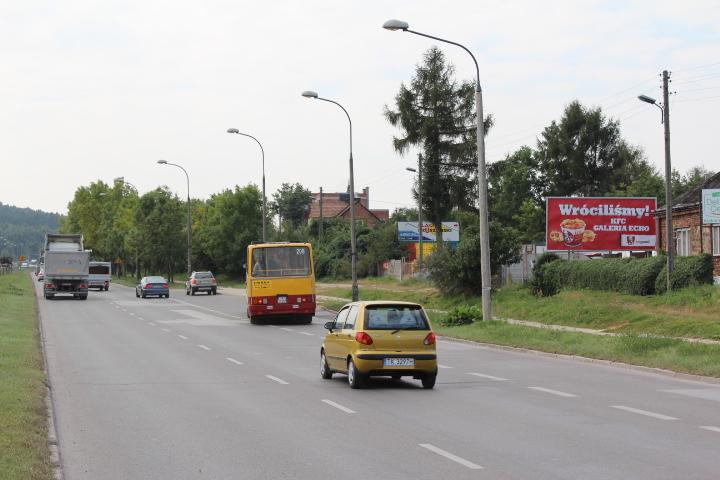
[19,255,26,261]
[114,257,124,264]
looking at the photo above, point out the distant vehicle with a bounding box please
[136,276,170,298]
[88,261,112,291]
[21,262,28,268]
[321,301,438,389]
[43,234,89,300]
[185,271,217,295]
[37,268,44,281]
[246,242,315,324]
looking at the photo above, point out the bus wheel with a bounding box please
[250,316,261,325]
[300,316,312,324]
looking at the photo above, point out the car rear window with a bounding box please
[364,306,429,330]
[146,277,166,283]
[195,272,213,279]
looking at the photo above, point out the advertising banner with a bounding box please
[398,222,460,242]
[702,189,720,224]
[546,197,657,251]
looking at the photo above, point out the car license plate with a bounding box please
[384,358,414,367]
[277,295,287,304]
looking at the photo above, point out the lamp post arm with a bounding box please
[406,29,481,91]
[317,97,352,151]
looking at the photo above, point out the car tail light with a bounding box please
[355,332,373,345]
[79,284,87,289]
[423,332,436,345]
[45,283,55,289]
[162,283,169,288]
[191,279,197,285]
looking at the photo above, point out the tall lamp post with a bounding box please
[301,90,359,301]
[406,164,424,270]
[638,84,673,292]
[227,128,267,242]
[384,19,492,321]
[157,160,192,278]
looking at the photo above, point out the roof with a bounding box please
[655,171,720,214]
[340,300,424,307]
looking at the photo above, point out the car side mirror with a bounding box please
[324,321,334,332]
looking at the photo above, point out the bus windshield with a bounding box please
[251,246,311,277]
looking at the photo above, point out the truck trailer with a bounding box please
[43,234,90,300]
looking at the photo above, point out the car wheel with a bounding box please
[191,289,195,296]
[212,289,217,295]
[421,373,437,390]
[391,375,401,381]
[166,293,170,298]
[141,292,146,298]
[105,286,109,291]
[320,351,332,379]
[348,358,365,389]
[186,289,189,296]
[80,295,88,300]
[45,294,53,300]
[300,315,312,324]
[136,291,139,298]
[207,290,211,295]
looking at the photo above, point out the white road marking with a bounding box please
[418,444,483,470]
[297,331,314,336]
[281,327,294,332]
[438,364,453,369]
[610,405,678,420]
[121,308,127,312]
[528,386,578,398]
[197,344,211,351]
[163,310,241,327]
[700,426,720,433]
[137,317,144,321]
[129,312,136,317]
[148,322,156,326]
[178,335,188,340]
[265,375,289,385]
[467,372,508,381]
[161,328,170,332]
[321,399,355,414]
[226,357,244,366]
[169,297,246,319]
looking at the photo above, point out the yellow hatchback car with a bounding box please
[320,301,438,389]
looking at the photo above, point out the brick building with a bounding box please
[307,187,390,229]
[653,171,720,282]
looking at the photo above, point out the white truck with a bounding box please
[43,234,89,300]
[88,261,112,291]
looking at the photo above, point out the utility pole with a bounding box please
[662,70,674,291]
[417,157,424,270]
[319,186,324,240]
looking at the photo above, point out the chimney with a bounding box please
[363,187,369,208]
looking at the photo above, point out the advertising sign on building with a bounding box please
[397,222,460,243]
[702,189,720,224]
[546,197,657,251]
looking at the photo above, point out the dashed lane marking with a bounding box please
[321,399,355,414]
[178,335,188,340]
[197,344,211,351]
[265,375,289,385]
[528,386,579,398]
[418,444,483,470]
[226,358,244,366]
[610,405,677,421]
[467,372,508,381]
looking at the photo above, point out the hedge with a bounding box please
[655,254,714,293]
[533,255,666,297]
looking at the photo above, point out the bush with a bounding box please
[655,254,714,293]
[533,256,666,297]
[439,304,482,326]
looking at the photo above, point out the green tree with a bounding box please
[538,101,646,198]
[194,185,263,275]
[135,187,185,280]
[385,47,492,246]
[271,183,312,233]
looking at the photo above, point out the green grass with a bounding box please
[0,272,53,479]
[434,321,720,378]
[315,277,720,378]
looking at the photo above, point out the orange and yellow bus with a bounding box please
[246,242,316,324]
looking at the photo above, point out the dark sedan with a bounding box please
[136,276,170,298]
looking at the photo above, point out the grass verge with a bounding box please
[0,272,53,479]
[434,321,720,378]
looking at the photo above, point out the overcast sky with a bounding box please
[2,0,718,215]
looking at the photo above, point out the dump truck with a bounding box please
[43,234,89,300]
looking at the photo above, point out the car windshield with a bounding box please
[195,272,213,279]
[145,277,166,284]
[364,305,429,330]
[89,265,110,274]
[251,246,311,277]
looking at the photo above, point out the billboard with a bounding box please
[398,222,460,242]
[702,189,720,224]
[546,197,657,251]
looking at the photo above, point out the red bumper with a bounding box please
[248,302,316,317]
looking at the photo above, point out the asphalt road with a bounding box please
[36,281,720,480]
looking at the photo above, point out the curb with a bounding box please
[317,301,720,385]
[34,280,64,480]
[437,334,720,385]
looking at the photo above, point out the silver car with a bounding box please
[185,271,217,296]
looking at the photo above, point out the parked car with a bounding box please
[185,271,217,295]
[136,276,170,298]
[320,301,438,389]
[37,268,44,281]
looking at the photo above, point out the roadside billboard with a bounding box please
[398,222,460,242]
[702,189,720,224]
[546,197,657,251]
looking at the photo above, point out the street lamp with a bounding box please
[227,128,267,242]
[638,85,673,292]
[157,160,192,278]
[302,90,359,301]
[406,165,424,271]
[384,19,492,321]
